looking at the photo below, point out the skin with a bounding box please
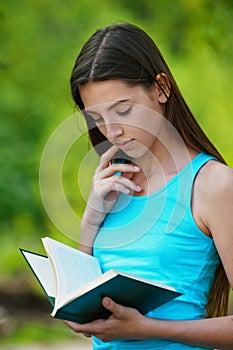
[65,78,233,349]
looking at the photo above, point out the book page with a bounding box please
[42,238,102,307]
[21,250,56,297]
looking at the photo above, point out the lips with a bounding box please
[115,140,133,150]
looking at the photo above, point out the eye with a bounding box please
[84,111,104,125]
[93,117,104,125]
[117,106,132,116]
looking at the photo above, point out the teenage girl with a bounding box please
[65,22,233,349]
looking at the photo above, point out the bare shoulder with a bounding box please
[193,159,233,238]
[196,159,233,197]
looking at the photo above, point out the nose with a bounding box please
[104,122,123,140]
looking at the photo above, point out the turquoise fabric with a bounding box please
[92,153,219,349]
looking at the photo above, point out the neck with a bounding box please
[131,132,197,196]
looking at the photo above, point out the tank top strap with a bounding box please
[165,152,216,233]
[178,152,216,197]
[188,152,216,179]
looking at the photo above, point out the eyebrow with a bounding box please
[85,99,130,114]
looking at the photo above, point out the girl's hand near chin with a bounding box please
[64,297,147,343]
[84,145,141,224]
[94,146,141,199]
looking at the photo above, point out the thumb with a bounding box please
[102,297,125,318]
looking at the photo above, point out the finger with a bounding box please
[97,163,140,179]
[64,320,93,334]
[110,182,131,195]
[99,145,120,169]
[83,332,92,338]
[114,177,142,193]
[102,297,125,319]
[95,181,129,199]
[100,176,142,195]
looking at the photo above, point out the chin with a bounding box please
[124,149,148,160]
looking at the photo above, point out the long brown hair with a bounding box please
[70,22,230,317]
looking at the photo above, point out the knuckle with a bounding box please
[92,173,98,182]
[94,167,101,177]
[100,153,108,164]
[113,175,121,181]
[74,327,80,333]
[112,181,120,191]
[83,332,91,337]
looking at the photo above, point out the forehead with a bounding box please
[80,80,141,109]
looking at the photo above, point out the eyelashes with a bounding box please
[83,111,103,125]
[93,117,104,125]
[87,106,133,125]
[117,106,132,116]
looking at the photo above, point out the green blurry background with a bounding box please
[0,0,232,347]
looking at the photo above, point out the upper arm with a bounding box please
[201,162,233,288]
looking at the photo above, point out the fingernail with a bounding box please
[135,185,142,191]
[103,297,111,307]
[133,166,140,171]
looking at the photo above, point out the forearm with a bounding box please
[143,315,233,349]
[79,220,100,255]
[79,203,105,255]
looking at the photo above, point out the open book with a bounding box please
[20,237,181,323]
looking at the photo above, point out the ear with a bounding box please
[155,73,171,104]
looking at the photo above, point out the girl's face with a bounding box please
[80,79,166,159]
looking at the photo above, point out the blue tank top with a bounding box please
[93,153,219,349]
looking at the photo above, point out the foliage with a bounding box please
[1,318,78,346]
